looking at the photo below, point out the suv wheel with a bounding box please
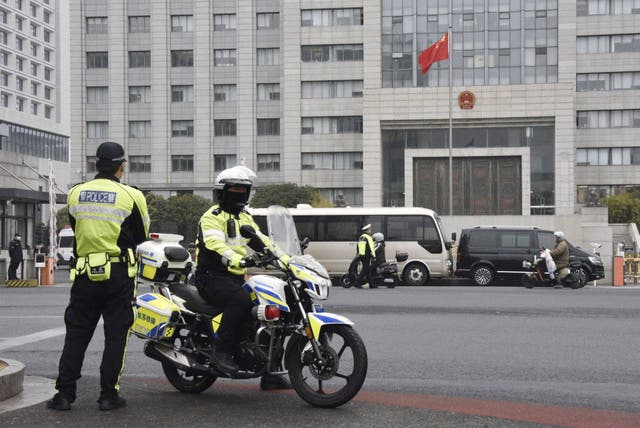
[471,265,494,286]
[403,263,429,286]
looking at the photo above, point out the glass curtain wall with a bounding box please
[381,0,558,88]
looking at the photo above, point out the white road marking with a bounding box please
[0,326,67,351]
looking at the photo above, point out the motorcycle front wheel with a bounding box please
[285,325,367,408]
[521,274,536,289]
[161,333,217,394]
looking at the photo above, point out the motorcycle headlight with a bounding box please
[522,260,532,268]
[588,256,603,265]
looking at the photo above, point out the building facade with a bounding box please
[0,0,70,276]
[68,0,640,216]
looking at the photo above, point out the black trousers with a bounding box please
[55,263,135,401]
[196,271,252,353]
[355,255,374,286]
[8,259,21,280]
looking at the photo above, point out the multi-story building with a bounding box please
[0,0,70,277]
[68,0,639,217]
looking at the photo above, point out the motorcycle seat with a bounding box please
[169,282,222,316]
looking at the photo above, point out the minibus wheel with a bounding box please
[402,263,429,286]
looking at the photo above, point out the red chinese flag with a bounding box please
[418,33,449,75]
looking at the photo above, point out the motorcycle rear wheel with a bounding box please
[341,273,355,288]
[285,325,367,408]
[161,334,217,394]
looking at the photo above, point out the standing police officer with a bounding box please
[195,165,291,390]
[8,233,23,280]
[354,224,376,288]
[47,142,149,411]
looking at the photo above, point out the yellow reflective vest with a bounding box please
[196,205,288,276]
[358,233,375,258]
[67,176,150,258]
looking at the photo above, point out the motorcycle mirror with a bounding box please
[300,236,310,250]
[240,225,258,239]
[451,232,457,241]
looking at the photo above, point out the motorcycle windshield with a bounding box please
[267,205,302,256]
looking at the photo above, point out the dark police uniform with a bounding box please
[8,235,23,280]
[52,146,149,406]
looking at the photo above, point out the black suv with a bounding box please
[455,226,605,286]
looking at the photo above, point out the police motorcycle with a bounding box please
[521,249,586,289]
[131,205,368,408]
[341,232,407,288]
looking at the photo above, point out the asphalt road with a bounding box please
[1,279,639,427]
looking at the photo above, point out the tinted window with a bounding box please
[363,215,384,236]
[59,236,74,247]
[467,230,498,250]
[538,231,556,250]
[320,215,360,241]
[387,215,422,241]
[499,231,531,248]
[295,216,316,241]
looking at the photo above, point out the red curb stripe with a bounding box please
[128,377,640,427]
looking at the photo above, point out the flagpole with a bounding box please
[448,1,453,215]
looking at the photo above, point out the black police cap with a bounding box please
[96,141,126,163]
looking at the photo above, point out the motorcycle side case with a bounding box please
[132,293,181,340]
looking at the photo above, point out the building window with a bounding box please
[16,97,24,111]
[87,51,108,68]
[301,44,364,62]
[30,22,38,37]
[16,76,24,91]
[44,85,51,100]
[213,14,236,31]
[29,2,36,17]
[44,48,51,62]
[43,10,50,24]
[86,17,108,34]
[577,110,640,128]
[129,120,151,138]
[0,9,6,25]
[0,51,7,66]
[86,86,108,104]
[171,50,193,67]
[301,152,363,170]
[129,51,151,68]
[213,84,236,102]
[86,156,97,173]
[15,16,23,30]
[15,36,23,51]
[301,116,363,134]
[16,0,23,10]
[128,85,151,103]
[171,155,193,172]
[1,71,9,86]
[214,49,236,66]
[44,67,51,81]
[214,119,236,136]
[257,12,279,29]
[129,155,151,173]
[16,56,24,71]
[128,16,150,33]
[30,61,37,76]
[43,29,51,43]
[0,30,7,45]
[577,0,640,16]
[87,121,109,138]
[171,120,194,137]
[30,81,38,95]
[31,101,38,115]
[577,34,640,54]
[30,42,38,57]
[257,48,279,65]
[257,154,280,171]
[301,80,364,98]
[257,83,280,100]
[300,8,363,26]
[44,105,52,118]
[214,154,236,171]
[171,15,193,32]
[257,118,280,136]
[171,85,193,102]
[1,92,9,107]
[577,72,640,91]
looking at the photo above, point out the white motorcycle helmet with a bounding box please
[372,232,384,242]
[214,165,257,212]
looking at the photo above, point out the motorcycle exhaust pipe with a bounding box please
[143,341,209,374]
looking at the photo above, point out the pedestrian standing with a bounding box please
[47,141,150,411]
[8,233,23,280]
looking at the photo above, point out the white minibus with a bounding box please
[56,226,75,268]
[249,206,454,286]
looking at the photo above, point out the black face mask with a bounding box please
[221,191,249,215]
